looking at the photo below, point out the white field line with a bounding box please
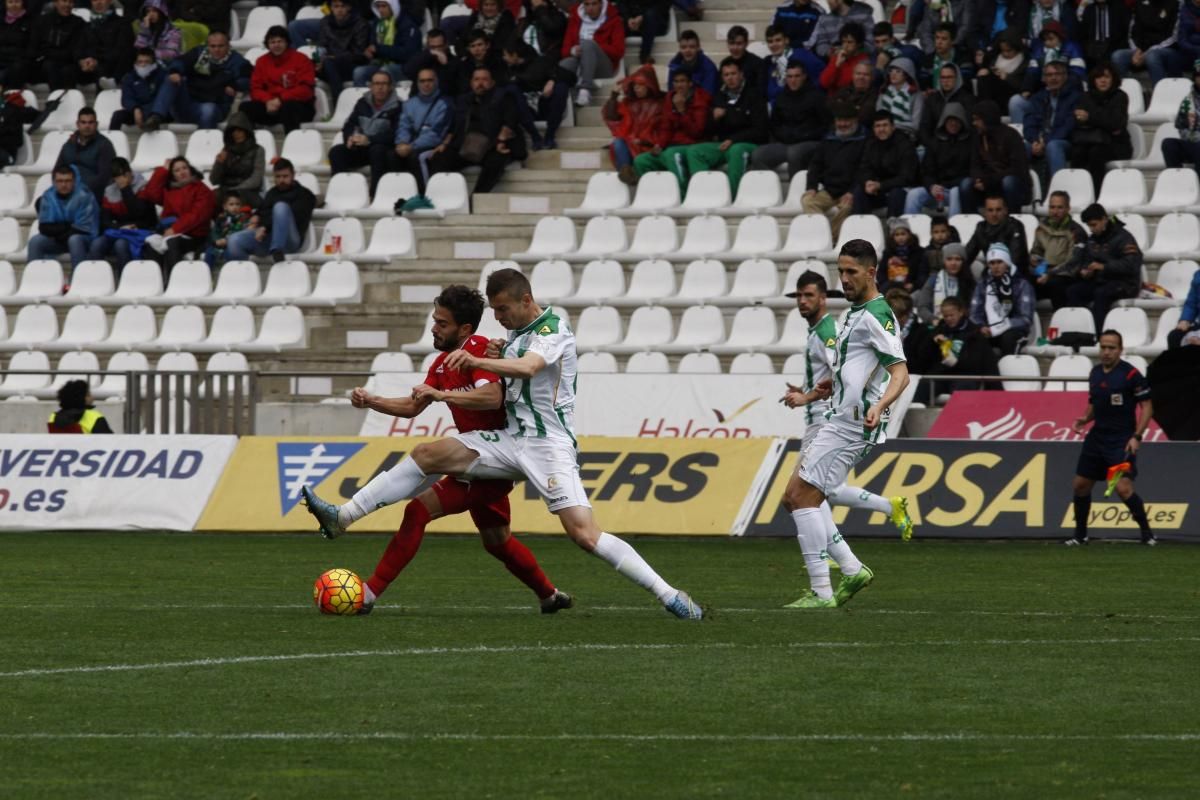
[1,731,1199,743]
[2,637,1198,680]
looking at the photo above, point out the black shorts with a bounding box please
[1076,436,1138,482]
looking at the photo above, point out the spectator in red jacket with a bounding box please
[820,21,869,95]
[138,156,216,279]
[603,65,664,170]
[624,70,711,187]
[240,25,316,132]
[559,0,625,106]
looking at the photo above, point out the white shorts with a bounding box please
[452,430,591,513]
[796,420,877,497]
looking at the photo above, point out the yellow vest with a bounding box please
[48,409,105,433]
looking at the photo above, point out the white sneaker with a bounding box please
[576,88,591,106]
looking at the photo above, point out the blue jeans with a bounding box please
[28,233,91,271]
[288,18,322,46]
[151,78,226,129]
[353,62,406,87]
[904,185,962,216]
[226,203,302,259]
[1027,138,1070,182]
[1008,94,1033,125]
[87,235,134,273]
[962,175,1025,213]
[1112,46,1185,85]
[611,138,634,169]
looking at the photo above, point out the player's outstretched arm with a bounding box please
[865,362,910,429]
[350,386,431,418]
[412,382,503,410]
[444,348,547,379]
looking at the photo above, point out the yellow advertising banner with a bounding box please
[196,436,773,535]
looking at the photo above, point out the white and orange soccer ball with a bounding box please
[313,568,364,615]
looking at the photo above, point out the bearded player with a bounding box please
[314,285,572,615]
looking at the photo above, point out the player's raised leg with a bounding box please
[827,484,914,540]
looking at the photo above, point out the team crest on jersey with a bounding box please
[539,325,552,334]
[824,336,835,347]
[275,442,365,515]
[547,476,559,490]
[884,319,895,332]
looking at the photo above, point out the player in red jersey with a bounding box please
[328,285,571,615]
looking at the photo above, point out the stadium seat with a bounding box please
[0,260,12,297]
[1099,307,1151,350]
[252,129,277,162]
[949,213,982,243]
[565,171,630,218]
[231,6,286,49]
[1139,77,1191,123]
[1134,168,1200,214]
[48,350,101,396]
[727,258,779,302]
[1115,212,1148,251]
[53,304,108,350]
[10,130,70,176]
[530,259,574,301]
[183,128,225,170]
[151,305,207,351]
[1095,169,1146,213]
[675,171,732,216]
[361,217,417,261]
[673,214,730,260]
[774,214,833,259]
[1013,213,1038,247]
[578,351,619,372]
[0,175,28,215]
[622,172,682,216]
[1119,77,1146,116]
[421,172,470,216]
[400,310,436,354]
[723,170,783,215]
[307,260,361,305]
[242,305,306,352]
[998,354,1042,391]
[766,171,807,216]
[763,308,809,355]
[572,259,625,304]
[58,260,115,305]
[93,89,122,131]
[623,214,678,259]
[729,352,775,374]
[417,351,439,371]
[0,303,57,350]
[368,172,420,216]
[322,173,370,214]
[676,352,721,373]
[368,351,414,375]
[1153,260,1199,302]
[619,351,665,373]
[1124,354,1150,373]
[0,305,7,339]
[1124,122,1176,170]
[97,304,157,351]
[610,305,674,354]
[1133,306,1181,356]
[194,304,256,352]
[783,259,837,295]
[572,215,628,261]
[1144,212,1200,260]
[1036,169,1093,214]
[899,213,931,246]
[41,89,85,130]
[258,259,311,304]
[131,130,180,171]
[1121,122,1147,166]
[622,258,675,304]
[112,260,165,304]
[13,260,65,301]
[573,305,623,350]
[781,352,806,375]
[727,214,781,258]
[676,259,728,303]
[667,305,725,353]
[92,350,149,399]
[310,87,367,132]
[162,260,213,303]
[154,350,200,396]
[512,216,577,262]
[0,350,52,397]
[280,129,325,171]
[1023,305,1094,356]
[207,260,262,304]
[477,260,520,293]
[711,306,777,355]
[830,215,884,257]
[106,129,132,161]
[1044,353,1092,391]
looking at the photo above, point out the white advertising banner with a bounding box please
[0,435,237,531]
[360,373,913,439]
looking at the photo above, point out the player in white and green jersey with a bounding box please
[780,271,914,542]
[781,241,911,610]
[302,268,703,620]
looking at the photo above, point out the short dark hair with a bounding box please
[765,24,785,39]
[264,24,290,46]
[466,30,490,46]
[839,21,865,44]
[872,21,893,37]
[935,21,957,37]
[1049,190,1071,205]
[1043,59,1068,73]
[718,56,742,72]
[726,25,749,42]
[1081,202,1108,222]
[940,296,967,313]
[435,284,486,331]
[795,270,828,294]
[885,287,913,315]
[471,65,494,79]
[134,47,156,61]
[224,189,241,201]
[57,379,90,410]
[872,109,894,124]
[1088,61,1117,84]
[1100,329,1123,348]
[930,215,950,228]
[273,157,295,173]
[678,29,699,43]
[77,106,97,120]
[426,27,445,41]
[485,267,531,301]
[840,239,878,268]
[110,157,132,177]
[984,193,1008,208]
[52,165,75,179]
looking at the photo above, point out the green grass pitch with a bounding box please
[2,531,1197,799]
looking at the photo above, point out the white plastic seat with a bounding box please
[998,354,1041,391]
[1023,305,1094,356]
[1036,169,1095,214]
[369,172,420,216]
[93,350,150,399]
[14,260,65,300]
[624,350,670,372]
[610,305,674,354]
[667,305,725,352]
[1125,122,1176,170]
[253,129,277,162]
[1134,168,1200,214]
[99,304,157,351]
[1115,212,1148,251]
[311,218,363,259]
[949,213,983,243]
[323,172,370,213]
[723,170,783,215]
[513,216,577,262]
[781,352,806,375]
[623,172,682,216]
[676,259,728,302]
[198,349,252,399]
[0,263,10,298]
[729,352,775,373]
[11,131,71,176]
[48,350,101,396]
[763,308,810,355]
[1145,212,1200,260]
[152,305,207,350]
[766,171,807,216]
[571,259,625,304]
[783,259,836,295]
[572,215,628,260]
[727,215,781,258]
[242,305,306,352]
[1139,77,1191,124]
[41,89,85,130]
[830,215,885,257]
[58,260,115,304]
[422,172,470,216]
[194,304,256,352]
[0,350,52,396]
[54,304,108,350]
[530,259,574,301]
[573,305,623,350]
[1044,353,1092,391]
[0,304,58,350]
[131,130,180,171]
[565,172,630,217]
[623,259,675,303]
[1154,260,1199,301]
[477,260,520,293]
[727,258,779,302]
[675,171,731,216]
[0,175,28,214]
[711,306,777,354]
[1133,306,1181,356]
[1096,169,1146,212]
[183,129,226,170]
[308,260,361,305]
[112,260,165,303]
[578,351,619,372]
[93,89,122,131]
[1100,307,1150,349]
[209,260,262,303]
[1120,78,1145,116]
[623,215,678,259]
[1013,213,1038,247]
[900,213,932,246]
[106,130,131,161]
[162,260,213,302]
[672,215,729,260]
[1121,122,1147,167]
[231,6,287,49]
[312,87,367,132]
[1124,354,1150,373]
[259,259,312,304]
[154,350,200,395]
[361,217,417,260]
[280,129,324,170]
[676,352,721,373]
[774,214,832,259]
[369,352,414,373]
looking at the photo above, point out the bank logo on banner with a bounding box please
[275,442,365,515]
[967,407,1027,440]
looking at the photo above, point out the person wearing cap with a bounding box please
[1162,59,1200,176]
[1009,20,1085,124]
[875,56,923,141]
[915,240,974,323]
[1021,59,1081,183]
[802,102,866,237]
[1057,203,1144,333]
[1111,0,1181,85]
[968,242,1036,356]
[853,111,917,217]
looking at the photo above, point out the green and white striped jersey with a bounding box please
[501,306,578,446]
[803,313,839,429]
[828,295,906,439]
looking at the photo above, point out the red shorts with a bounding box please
[430,476,513,530]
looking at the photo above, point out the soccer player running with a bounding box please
[304,269,703,619]
[780,269,915,541]
[1065,330,1156,546]
[782,241,910,609]
[316,285,572,615]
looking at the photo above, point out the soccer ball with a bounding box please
[313,568,364,615]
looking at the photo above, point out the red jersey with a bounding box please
[424,335,506,433]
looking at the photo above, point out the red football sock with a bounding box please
[484,536,556,600]
[366,500,431,598]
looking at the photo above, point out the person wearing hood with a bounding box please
[316,0,370,100]
[875,56,923,140]
[111,48,165,131]
[604,64,664,170]
[879,216,928,292]
[428,65,528,196]
[915,0,974,55]
[1022,59,1080,183]
[1031,189,1087,308]
[918,62,974,147]
[392,67,452,195]
[358,0,421,85]
[146,30,251,131]
[964,193,1030,276]
[1058,203,1144,333]
[48,380,113,434]
[625,69,711,187]
[667,29,719,96]
[966,99,1030,214]
[819,22,869,94]
[680,57,768,195]
[26,0,86,90]
[1009,21,1086,124]
[90,157,159,274]
[906,101,971,216]
[915,241,975,323]
[1069,62,1132,196]
[329,70,402,194]
[27,164,100,276]
[973,28,1027,111]
[209,110,266,207]
[134,0,182,64]
[242,26,317,132]
[54,107,116,200]
[226,158,316,264]
[501,37,574,151]
[968,242,1035,356]
[801,103,867,238]
[1163,59,1200,176]
[854,110,916,217]
[750,59,830,178]
[559,0,625,106]
[76,0,136,86]
[137,156,217,278]
[1112,0,1180,85]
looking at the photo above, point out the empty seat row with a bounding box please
[1023,305,1180,358]
[0,350,249,400]
[999,352,1151,392]
[566,170,804,219]
[571,304,809,357]
[576,351,791,375]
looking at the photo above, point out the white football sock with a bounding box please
[341,458,427,526]
[592,532,675,603]
[819,501,862,576]
[363,584,377,604]
[827,484,893,514]
[791,508,832,599]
